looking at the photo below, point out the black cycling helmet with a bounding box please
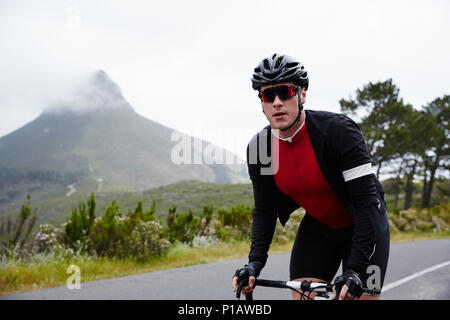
[251,53,309,91]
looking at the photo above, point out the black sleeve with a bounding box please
[246,143,278,269]
[334,116,380,280]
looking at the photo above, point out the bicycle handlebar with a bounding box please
[236,278,335,300]
[256,279,334,292]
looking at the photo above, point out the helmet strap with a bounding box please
[280,98,303,132]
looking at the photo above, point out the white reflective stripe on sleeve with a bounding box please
[342,163,374,182]
[368,243,376,260]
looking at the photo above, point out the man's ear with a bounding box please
[261,102,265,114]
[300,87,307,104]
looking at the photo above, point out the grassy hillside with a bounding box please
[0,180,254,226]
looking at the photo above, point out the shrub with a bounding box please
[89,200,128,257]
[33,224,64,254]
[128,201,156,223]
[387,204,450,232]
[0,195,37,259]
[88,200,171,259]
[197,205,214,236]
[191,235,219,248]
[216,205,253,240]
[215,225,245,242]
[128,221,171,262]
[217,205,252,228]
[63,193,96,253]
[165,206,199,245]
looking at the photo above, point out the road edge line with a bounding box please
[382,260,450,292]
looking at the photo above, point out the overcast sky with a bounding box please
[1,0,449,160]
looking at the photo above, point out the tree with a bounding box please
[397,109,436,209]
[420,95,450,208]
[340,79,408,178]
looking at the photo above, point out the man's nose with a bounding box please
[272,94,283,107]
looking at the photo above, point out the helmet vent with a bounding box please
[265,69,281,79]
[286,62,299,68]
[275,55,284,69]
[284,69,296,77]
[263,59,270,70]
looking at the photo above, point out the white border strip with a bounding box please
[342,163,373,182]
[383,260,450,292]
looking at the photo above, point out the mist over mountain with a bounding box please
[0,70,249,217]
[44,70,134,114]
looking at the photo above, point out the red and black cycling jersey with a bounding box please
[273,120,354,229]
[246,109,387,278]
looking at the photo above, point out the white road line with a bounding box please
[383,260,450,292]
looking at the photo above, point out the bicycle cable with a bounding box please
[285,285,313,300]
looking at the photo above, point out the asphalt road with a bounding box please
[1,238,449,300]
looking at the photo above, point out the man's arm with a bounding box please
[232,142,278,296]
[335,116,381,281]
[248,175,278,268]
[246,143,278,269]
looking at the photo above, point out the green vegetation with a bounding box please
[1,192,449,296]
[0,195,37,258]
[0,180,253,229]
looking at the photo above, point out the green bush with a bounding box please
[0,195,37,259]
[165,206,199,245]
[197,205,214,236]
[217,205,252,228]
[217,205,253,240]
[215,225,246,242]
[388,203,450,232]
[63,193,96,253]
[128,221,171,262]
[128,200,156,223]
[89,200,171,260]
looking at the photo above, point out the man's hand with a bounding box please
[232,275,256,296]
[334,270,364,300]
[232,261,262,296]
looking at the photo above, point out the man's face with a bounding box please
[260,81,306,130]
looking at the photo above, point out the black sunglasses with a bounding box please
[258,85,299,102]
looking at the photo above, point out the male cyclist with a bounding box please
[232,54,390,300]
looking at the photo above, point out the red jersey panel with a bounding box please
[272,122,354,228]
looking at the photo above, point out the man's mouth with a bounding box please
[273,112,286,118]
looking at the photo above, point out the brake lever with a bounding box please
[236,280,244,300]
[235,271,250,300]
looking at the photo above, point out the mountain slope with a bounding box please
[0,70,249,217]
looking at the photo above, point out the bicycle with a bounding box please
[236,278,336,300]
